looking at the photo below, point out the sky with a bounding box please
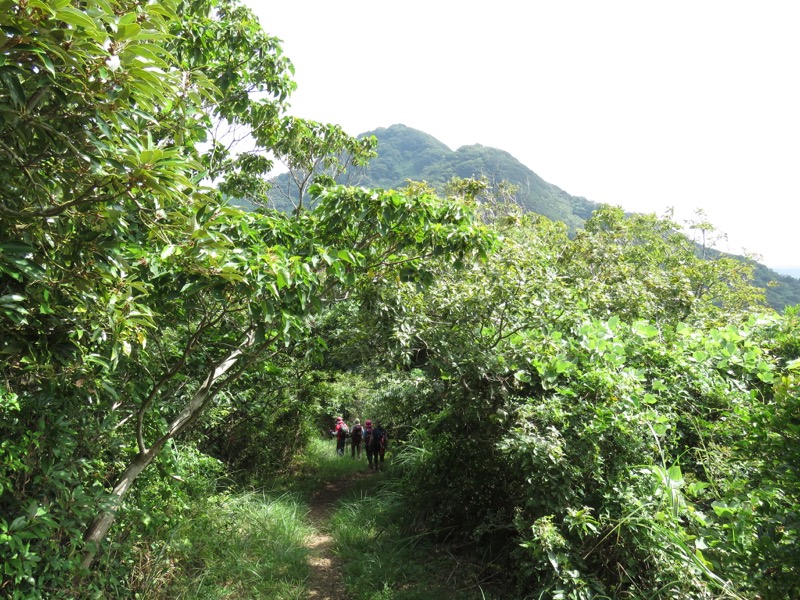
[244,1,799,276]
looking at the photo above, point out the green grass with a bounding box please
[157,490,314,599]
[270,436,370,498]
[326,475,498,599]
[153,438,499,599]
[150,438,366,599]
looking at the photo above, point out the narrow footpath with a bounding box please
[303,469,369,599]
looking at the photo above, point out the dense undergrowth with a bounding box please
[328,461,500,599]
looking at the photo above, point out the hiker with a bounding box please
[350,419,364,459]
[363,419,375,468]
[367,420,387,470]
[333,416,349,456]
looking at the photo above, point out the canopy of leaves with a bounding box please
[347,206,797,598]
[0,0,492,595]
[269,124,800,310]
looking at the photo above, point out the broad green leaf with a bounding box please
[56,7,100,31]
[711,500,738,518]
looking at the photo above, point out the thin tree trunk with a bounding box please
[81,330,256,568]
[81,446,160,567]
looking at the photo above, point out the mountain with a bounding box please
[751,262,800,312]
[265,124,600,231]
[356,124,599,231]
[264,124,799,311]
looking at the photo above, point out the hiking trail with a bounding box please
[303,468,370,599]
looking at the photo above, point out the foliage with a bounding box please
[0,387,107,598]
[272,124,800,311]
[267,117,378,213]
[0,0,491,596]
[748,259,800,312]
[2,0,798,597]
[157,490,313,600]
[191,359,320,482]
[330,478,497,600]
[352,207,797,598]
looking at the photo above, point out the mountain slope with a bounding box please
[360,124,598,231]
[265,124,799,311]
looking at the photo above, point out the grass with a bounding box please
[155,490,313,599]
[272,436,369,498]
[323,460,499,599]
[150,438,366,599]
[152,438,499,599]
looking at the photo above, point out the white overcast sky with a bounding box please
[244,0,799,275]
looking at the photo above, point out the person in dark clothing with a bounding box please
[364,420,375,468]
[350,419,364,459]
[368,421,387,471]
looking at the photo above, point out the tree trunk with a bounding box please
[81,330,256,568]
[81,446,161,567]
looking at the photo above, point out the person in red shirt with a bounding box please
[333,416,349,456]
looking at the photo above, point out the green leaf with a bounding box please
[0,70,26,107]
[56,6,100,31]
[651,379,667,391]
[514,370,531,383]
[667,465,683,486]
[711,500,738,518]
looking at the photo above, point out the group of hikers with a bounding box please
[331,417,387,470]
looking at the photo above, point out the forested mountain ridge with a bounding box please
[357,124,600,230]
[267,123,600,230]
[267,123,800,311]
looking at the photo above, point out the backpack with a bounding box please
[339,422,350,438]
[351,424,363,442]
[369,427,385,451]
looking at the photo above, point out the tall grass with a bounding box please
[146,437,366,598]
[144,437,497,599]
[327,475,498,599]
[156,490,314,599]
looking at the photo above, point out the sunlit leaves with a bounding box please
[352,201,796,597]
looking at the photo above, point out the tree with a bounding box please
[348,206,781,597]
[267,117,378,213]
[0,0,492,593]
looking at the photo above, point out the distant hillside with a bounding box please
[266,124,600,231]
[752,262,800,312]
[264,124,799,311]
[357,124,599,231]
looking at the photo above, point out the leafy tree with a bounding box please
[565,206,767,324]
[267,117,378,213]
[0,0,491,595]
[2,2,797,598]
[351,206,789,597]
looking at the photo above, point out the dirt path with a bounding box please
[303,470,370,599]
